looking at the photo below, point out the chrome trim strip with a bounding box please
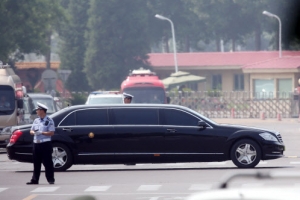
[15,152,32,155]
[78,152,224,156]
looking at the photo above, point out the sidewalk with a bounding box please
[212,117,300,124]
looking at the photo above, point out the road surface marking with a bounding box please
[189,184,212,190]
[290,162,300,165]
[31,187,59,192]
[85,186,111,192]
[286,156,298,158]
[207,162,227,165]
[258,161,268,165]
[23,194,37,200]
[0,188,7,193]
[138,185,161,191]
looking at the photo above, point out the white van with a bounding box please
[0,61,25,131]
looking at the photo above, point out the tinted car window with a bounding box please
[76,109,108,125]
[112,108,158,125]
[162,109,199,126]
[60,112,75,126]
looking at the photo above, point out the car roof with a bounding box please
[63,103,191,111]
[88,94,123,98]
[26,93,54,98]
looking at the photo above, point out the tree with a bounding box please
[147,0,203,52]
[59,0,90,91]
[0,0,65,62]
[84,0,151,90]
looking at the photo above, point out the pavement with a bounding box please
[212,117,300,124]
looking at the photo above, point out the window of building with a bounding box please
[212,75,222,90]
[254,79,274,99]
[234,74,244,91]
[76,109,108,125]
[278,79,292,98]
[112,108,158,125]
[161,109,199,126]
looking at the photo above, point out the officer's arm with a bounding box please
[29,130,35,135]
[42,131,54,136]
[30,122,36,135]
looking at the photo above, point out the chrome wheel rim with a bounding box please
[235,143,257,165]
[52,147,67,168]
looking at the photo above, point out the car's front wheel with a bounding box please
[52,143,73,171]
[230,139,261,168]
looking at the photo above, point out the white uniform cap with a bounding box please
[36,102,48,110]
[123,93,134,99]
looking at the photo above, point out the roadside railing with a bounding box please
[167,91,299,118]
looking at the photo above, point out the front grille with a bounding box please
[276,134,283,143]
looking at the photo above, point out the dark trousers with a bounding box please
[31,142,55,183]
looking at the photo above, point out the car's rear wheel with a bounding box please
[52,143,73,171]
[230,139,261,168]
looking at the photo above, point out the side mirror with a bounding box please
[198,121,207,129]
[167,96,171,104]
[17,99,23,109]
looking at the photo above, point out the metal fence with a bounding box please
[167,91,300,118]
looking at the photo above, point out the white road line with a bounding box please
[31,187,59,193]
[0,188,7,193]
[137,185,161,191]
[165,163,186,166]
[189,184,212,190]
[290,162,300,165]
[85,186,111,192]
[207,162,227,165]
[241,183,264,188]
[258,161,268,165]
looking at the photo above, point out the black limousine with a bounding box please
[7,104,284,171]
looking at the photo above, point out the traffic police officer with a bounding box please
[26,102,55,185]
[123,93,133,104]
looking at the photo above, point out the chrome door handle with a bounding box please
[167,129,177,133]
[63,128,73,132]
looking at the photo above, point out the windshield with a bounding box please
[32,98,57,113]
[0,86,15,114]
[123,87,165,104]
[88,96,124,104]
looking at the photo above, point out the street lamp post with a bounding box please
[155,14,178,73]
[263,10,282,58]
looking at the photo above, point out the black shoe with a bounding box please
[26,181,38,185]
[48,181,55,184]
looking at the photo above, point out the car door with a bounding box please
[161,108,225,162]
[57,108,115,164]
[111,107,165,163]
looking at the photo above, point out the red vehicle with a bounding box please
[121,68,169,104]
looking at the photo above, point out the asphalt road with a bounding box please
[0,118,299,200]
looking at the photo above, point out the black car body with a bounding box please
[6,104,285,171]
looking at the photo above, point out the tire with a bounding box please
[52,143,73,171]
[230,139,261,168]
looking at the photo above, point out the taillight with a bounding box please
[9,130,23,144]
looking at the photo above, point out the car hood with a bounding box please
[218,123,279,135]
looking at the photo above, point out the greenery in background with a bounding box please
[59,0,90,91]
[69,93,88,105]
[0,0,300,90]
[84,0,152,90]
[0,0,65,62]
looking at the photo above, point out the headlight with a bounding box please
[259,133,278,141]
